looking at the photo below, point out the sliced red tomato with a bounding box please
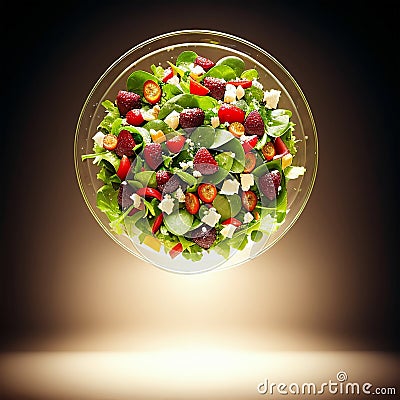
[135,187,162,201]
[116,155,131,180]
[143,80,162,104]
[221,217,242,227]
[169,242,183,259]
[189,78,210,96]
[151,213,163,234]
[243,152,257,173]
[162,67,174,83]
[274,137,289,156]
[218,103,245,124]
[241,190,257,212]
[228,122,245,138]
[197,183,217,203]
[103,134,118,151]
[166,134,186,153]
[185,192,200,214]
[241,135,258,153]
[261,141,276,161]
[227,79,252,89]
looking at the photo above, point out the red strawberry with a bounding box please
[126,109,144,126]
[115,130,136,158]
[116,90,141,116]
[166,134,186,153]
[241,135,258,153]
[258,170,281,200]
[143,142,163,170]
[179,108,205,129]
[193,147,218,175]
[218,103,245,124]
[202,77,226,100]
[156,170,172,192]
[195,56,215,71]
[244,110,265,137]
[192,226,217,249]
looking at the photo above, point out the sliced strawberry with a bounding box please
[185,192,200,215]
[274,137,289,156]
[143,142,163,170]
[143,80,162,104]
[162,67,174,83]
[169,242,183,259]
[241,135,258,153]
[193,147,219,175]
[166,134,186,153]
[218,103,245,124]
[241,190,257,212]
[226,79,252,89]
[126,109,144,126]
[116,90,141,116]
[197,183,217,203]
[152,213,163,234]
[221,217,242,227]
[194,56,215,71]
[116,155,131,180]
[189,78,210,96]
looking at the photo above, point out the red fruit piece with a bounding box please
[143,142,163,170]
[274,137,289,156]
[126,109,144,126]
[185,192,200,215]
[190,78,210,96]
[166,134,186,153]
[135,187,162,201]
[241,135,258,153]
[197,183,217,203]
[192,226,217,249]
[221,217,242,227]
[152,213,163,234]
[226,79,253,89]
[115,130,136,158]
[162,67,174,83]
[116,155,131,180]
[143,80,162,105]
[169,242,183,259]
[241,190,258,212]
[195,56,215,71]
[179,108,205,129]
[202,77,226,100]
[244,110,265,137]
[258,170,281,200]
[156,170,172,192]
[116,90,141,116]
[218,103,245,124]
[193,147,219,175]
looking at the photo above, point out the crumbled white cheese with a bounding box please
[190,64,206,76]
[129,193,142,209]
[201,226,207,233]
[167,75,180,86]
[201,207,221,227]
[175,187,186,202]
[164,110,180,130]
[211,116,220,128]
[224,83,237,103]
[179,161,189,170]
[230,152,235,158]
[220,179,240,195]
[187,160,193,168]
[240,173,254,191]
[252,79,263,90]
[92,131,105,147]
[236,85,245,100]
[193,170,202,178]
[220,224,236,238]
[263,89,281,109]
[243,212,254,224]
[158,194,175,215]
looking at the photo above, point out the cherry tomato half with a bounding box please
[143,80,162,104]
[185,192,200,215]
[261,141,276,161]
[116,155,131,180]
[241,190,257,212]
[243,152,257,173]
[103,134,118,151]
[197,183,217,203]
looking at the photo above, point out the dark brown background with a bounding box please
[1,0,399,357]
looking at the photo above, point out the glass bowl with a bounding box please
[74,29,318,274]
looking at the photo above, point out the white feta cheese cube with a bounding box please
[220,224,236,238]
[263,89,281,109]
[175,187,186,202]
[129,193,142,209]
[201,207,221,227]
[240,173,254,191]
[158,194,175,215]
[92,131,105,147]
[236,85,245,100]
[211,116,220,128]
[164,110,180,130]
[243,212,254,224]
[190,64,206,75]
[220,179,240,195]
[224,90,236,103]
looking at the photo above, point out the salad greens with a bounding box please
[82,50,305,263]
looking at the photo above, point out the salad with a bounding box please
[82,50,306,263]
